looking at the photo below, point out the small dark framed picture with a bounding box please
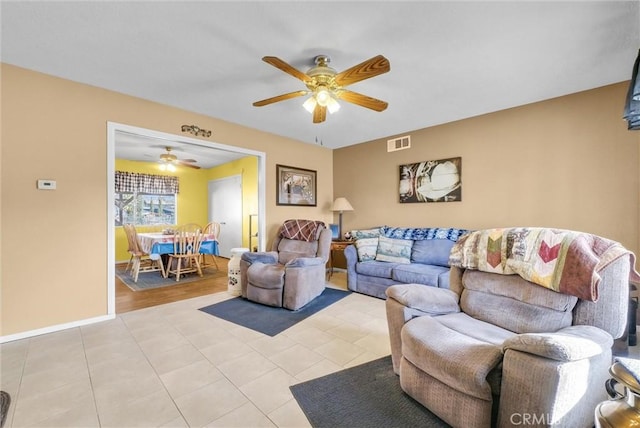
[276,164,317,206]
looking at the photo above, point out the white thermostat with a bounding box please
[37,179,57,190]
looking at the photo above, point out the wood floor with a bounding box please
[116,257,230,313]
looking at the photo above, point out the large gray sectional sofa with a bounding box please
[344,226,468,299]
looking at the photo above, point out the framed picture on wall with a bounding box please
[399,157,462,203]
[276,164,317,206]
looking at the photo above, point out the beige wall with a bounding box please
[2,63,639,339]
[334,83,640,255]
[1,64,333,337]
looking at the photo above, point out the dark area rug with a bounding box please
[199,287,350,336]
[290,355,450,428]
[0,391,10,428]
[116,264,226,291]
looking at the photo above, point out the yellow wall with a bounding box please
[334,83,640,255]
[206,156,259,250]
[114,159,212,262]
[1,64,333,337]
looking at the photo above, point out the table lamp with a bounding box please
[331,197,354,240]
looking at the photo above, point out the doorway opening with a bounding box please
[107,122,266,315]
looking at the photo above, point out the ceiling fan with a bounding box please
[253,54,390,123]
[158,146,200,170]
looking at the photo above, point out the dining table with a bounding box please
[137,232,219,260]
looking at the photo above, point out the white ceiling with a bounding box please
[115,130,248,169]
[2,1,639,165]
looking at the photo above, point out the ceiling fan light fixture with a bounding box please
[327,96,341,114]
[315,87,331,107]
[160,161,176,172]
[255,54,389,123]
[303,96,317,113]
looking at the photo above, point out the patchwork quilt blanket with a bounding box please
[449,227,639,301]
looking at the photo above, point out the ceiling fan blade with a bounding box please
[262,56,311,83]
[253,90,308,107]
[181,159,197,163]
[178,161,201,169]
[336,89,388,112]
[334,55,390,87]
[313,104,327,123]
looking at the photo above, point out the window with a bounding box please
[115,192,176,226]
[115,171,179,226]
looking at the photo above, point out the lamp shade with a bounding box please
[332,197,354,212]
[624,48,640,130]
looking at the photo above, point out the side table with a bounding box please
[328,240,353,278]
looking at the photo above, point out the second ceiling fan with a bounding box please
[253,54,390,123]
[158,146,200,170]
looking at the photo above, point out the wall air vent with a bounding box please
[387,135,411,152]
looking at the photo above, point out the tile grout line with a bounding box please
[79,325,102,427]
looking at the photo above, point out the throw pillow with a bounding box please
[375,236,413,264]
[355,237,379,262]
[351,227,382,239]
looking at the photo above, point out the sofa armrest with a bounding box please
[386,283,460,316]
[241,251,278,265]
[344,244,358,292]
[502,325,613,362]
[285,256,324,268]
[385,283,460,375]
[499,325,614,426]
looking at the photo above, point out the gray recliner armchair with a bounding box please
[240,219,331,310]
[386,228,635,428]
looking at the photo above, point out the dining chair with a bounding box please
[124,225,136,273]
[201,221,221,270]
[165,223,205,281]
[123,224,165,282]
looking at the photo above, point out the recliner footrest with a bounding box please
[401,314,505,401]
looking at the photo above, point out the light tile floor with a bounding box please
[0,272,392,427]
[3,273,639,428]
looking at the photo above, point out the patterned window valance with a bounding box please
[115,171,179,194]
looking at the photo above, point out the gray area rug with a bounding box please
[116,264,226,291]
[0,391,10,428]
[290,355,450,428]
[199,288,350,336]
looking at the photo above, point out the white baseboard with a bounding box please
[0,314,116,344]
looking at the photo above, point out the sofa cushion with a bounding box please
[356,260,398,278]
[461,270,578,334]
[354,237,379,262]
[411,239,455,267]
[402,313,509,400]
[246,263,285,289]
[376,236,413,264]
[277,238,319,265]
[354,274,398,299]
[392,263,448,287]
[438,271,451,289]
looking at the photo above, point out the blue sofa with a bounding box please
[344,226,468,299]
